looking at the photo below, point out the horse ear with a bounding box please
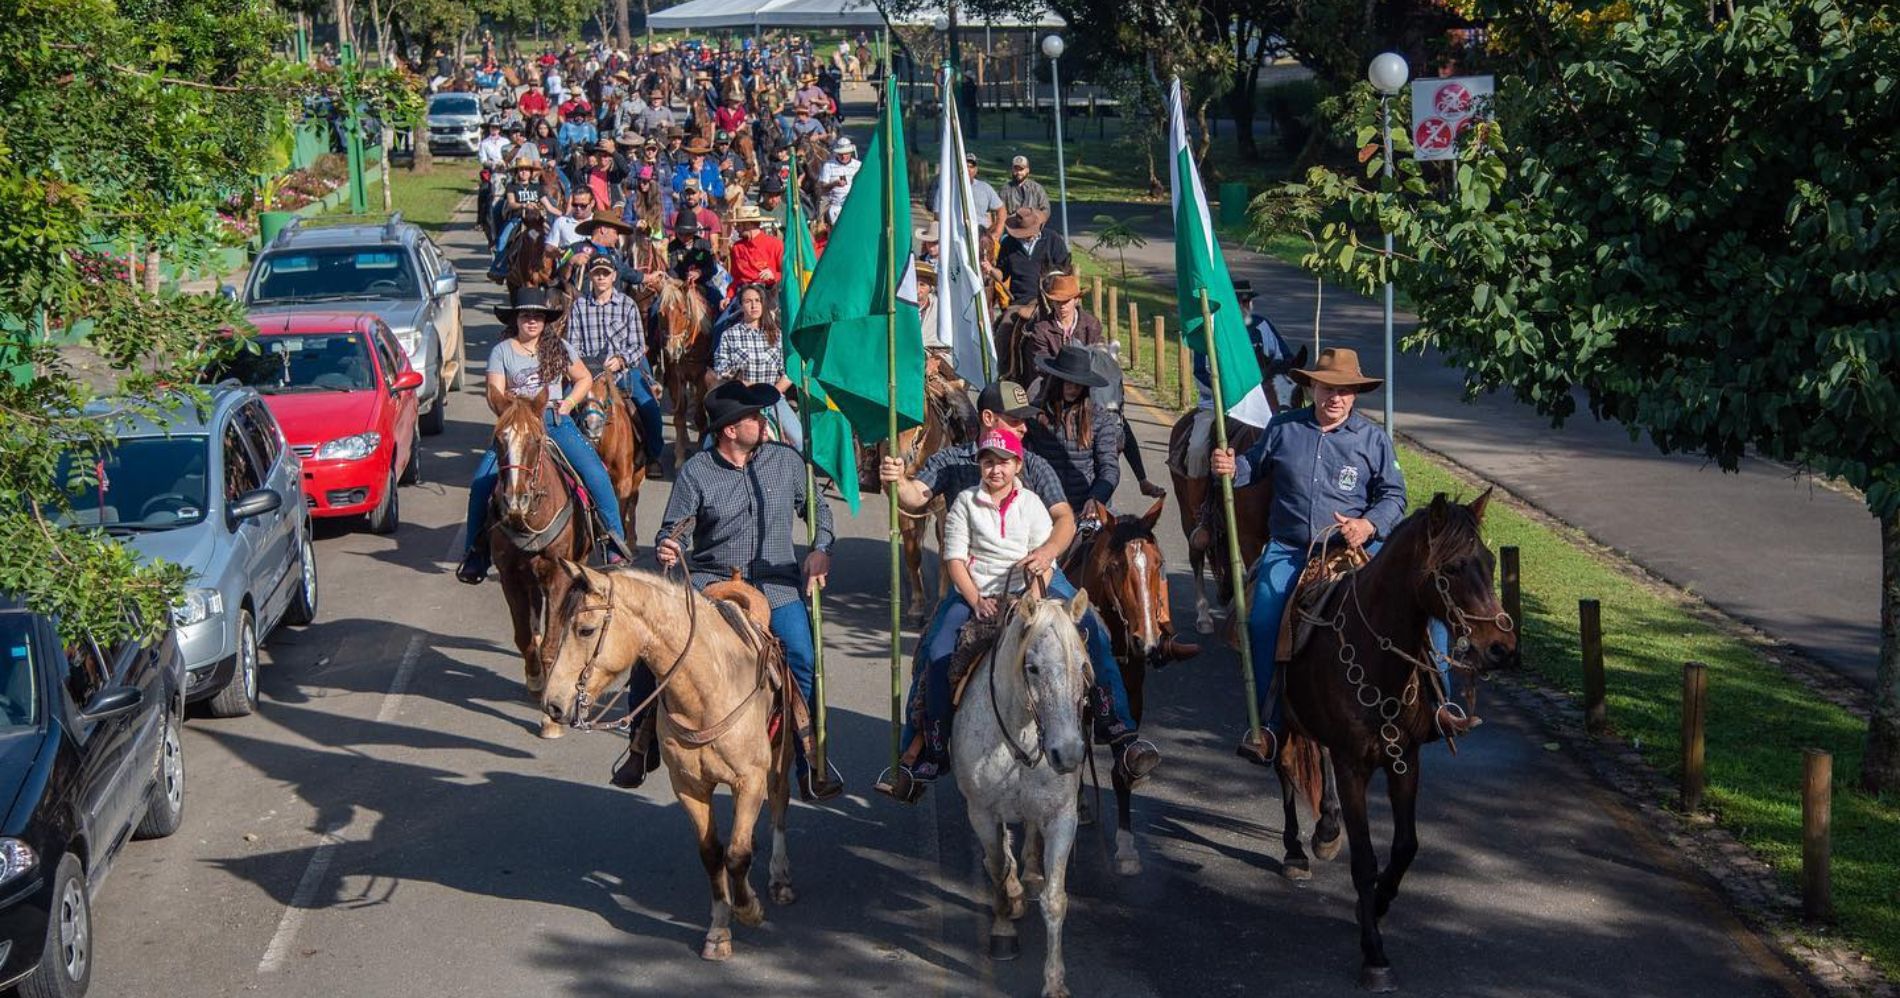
[1064,588,1091,625]
[1429,492,1450,528]
[553,558,594,590]
[1468,486,1494,524]
[533,387,550,410]
[1139,494,1166,528]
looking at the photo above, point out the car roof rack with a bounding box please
[273,211,406,247]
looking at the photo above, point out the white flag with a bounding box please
[935,68,997,387]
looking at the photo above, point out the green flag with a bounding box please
[789,77,926,443]
[781,149,861,514]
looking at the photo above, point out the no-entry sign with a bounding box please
[1410,75,1493,162]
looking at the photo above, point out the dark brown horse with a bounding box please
[487,393,592,737]
[1166,411,1268,635]
[1275,491,1515,991]
[502,208,559,291]
[1064,497,1197,876]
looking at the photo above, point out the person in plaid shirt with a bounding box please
[708,285,800,451]
[568,257,664,467]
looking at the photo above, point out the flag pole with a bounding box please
[883,80,904,776]
[788,143,830,780]
[1202,288,1265,748]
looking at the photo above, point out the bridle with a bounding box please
[494,416,559,534]
[987,574,1093,769]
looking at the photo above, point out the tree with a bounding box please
[1087,212,1149,283]
[1268,0,1900,790]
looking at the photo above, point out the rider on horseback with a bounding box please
[568,256,665,472]
[489,149,553,278]
[1208,348,1472,765]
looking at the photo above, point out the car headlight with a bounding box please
[316,432,382,461]
[0,839,37,886]
[389,327,421,360]
[173,588,224,627]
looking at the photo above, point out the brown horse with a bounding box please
[574,372,647,543]
[539,564,796,963]
[502,208,559,291]
[1275,492,1515,991]
[1166,411,1268,635]
[655,277,713,467]
[1064,497,1198,876]
[487,393,592,733]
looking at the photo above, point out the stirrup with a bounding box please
[1435,702,1480,739]
[1235,727,1278,767]
[455,552,488,586]
[799,759,845,803]
[873,764,927,804]
[1116,738,1161,783]
[609,747,651,789]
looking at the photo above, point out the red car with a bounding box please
[223,312,423,533]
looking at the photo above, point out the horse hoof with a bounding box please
[701,939,733,962]
[1020,872,1045,898]
[770,883,797,906]
[1116,855,1142,877]
[1359,966,1397,992]
[1314,829,1345,862]
[734,900,765,927]
[989,934,1020,961]
[538,720,566,740]
[1006,895,1026,921]
[1042,986,1071,998]
[1282,860,1311,882]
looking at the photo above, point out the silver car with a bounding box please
[56,386,317,716]
[425,92,485,155]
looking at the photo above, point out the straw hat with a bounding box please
[731,203,767,225]
[1289,347,1383,392]
[914,222,940,243]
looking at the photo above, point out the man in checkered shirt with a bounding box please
[567,256,664,467]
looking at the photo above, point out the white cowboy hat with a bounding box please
[832,137,856,155]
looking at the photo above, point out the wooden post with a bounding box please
[1680,661,1707,811]
[1091,276,1102,320]
[1128,300,1140,374]
[1152,315,1164,393]
[1580,599,1607,734]
[1107,285,1120,349]
[1500,546,1522,642]
[1803,748,1833,923]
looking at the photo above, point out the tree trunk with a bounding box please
[380,130,394,212]
[409,122,433,173]
[1863,509,1900,793]
[367,0,386,66]
[142,245,162,294]
[1228,63,1261,162]
[332,0,349,52]
[616,0,632,52]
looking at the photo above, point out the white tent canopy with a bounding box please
[649,0,1063,31]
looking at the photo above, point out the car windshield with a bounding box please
[0,615,37,729]
[211,333,376,393]
[432,95,479,116]
[249,247,418,303]
[52,436,211,531]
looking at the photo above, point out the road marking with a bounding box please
[257,829,343,973]
[375,634,426,723]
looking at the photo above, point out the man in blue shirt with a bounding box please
[670,136,725,200]
[1211,347,1465,764]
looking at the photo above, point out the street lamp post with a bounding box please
[1041,33,1068,241]
[1367,51,1408,435]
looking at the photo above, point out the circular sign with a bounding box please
[1433,83,1473,117]
[1414,117,1456,154]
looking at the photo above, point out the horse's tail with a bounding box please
[1281,731,1328,821]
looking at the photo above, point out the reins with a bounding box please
[984,568,1093,770]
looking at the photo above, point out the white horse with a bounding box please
[952,590,1093,998]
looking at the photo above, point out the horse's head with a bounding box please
[1001,591,1095,775]
[492,392,552,528]
[576,377,614,443]
[539,560,652,727]
[656,279,709,360]
[1084,497,1177,666]
[1400,489,1516,672]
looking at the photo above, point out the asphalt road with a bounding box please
[76,198,1810,998]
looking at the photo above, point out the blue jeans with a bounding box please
[489,217,521,274]
[463,410,627,564]
[1245,540,1452,735]
[615,369,665,463]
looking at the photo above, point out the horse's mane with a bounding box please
[658,278,712,331]
[1385,494,1487,575]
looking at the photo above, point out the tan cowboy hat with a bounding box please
[1290,347,1383,392]
[915,260,937,282]
[1041,271,1081,303]
[731,203,767,225]
[575,215,635,238]
[1004,206,1043,237]
[684,136,712,156]
[914,221,940,243]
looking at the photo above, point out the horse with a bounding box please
[539,563,796,963]
[487,393,593,732]
[501,208,559,291]
[573,372,647,543]
[952,587,1094,998]
[654,277,713,467]
[1274,491,1516,991]
[1166,411,1268,634]
[1063,497,1197,875]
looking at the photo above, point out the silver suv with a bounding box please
[56,386,316,716]
[242,214,465,436]
[426,92,484,155]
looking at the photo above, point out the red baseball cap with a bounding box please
[978,427,1023,461]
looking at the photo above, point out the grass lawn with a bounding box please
[331,157,480,236]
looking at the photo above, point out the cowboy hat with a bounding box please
[914,260,937,282]
[914,221,940,243]
[575,215,635,237]
[1232,278,1256,298]
[832,137,856,155]
[494,286,562,322]
[704,380,782,434]
[684,136,712,155]
[1035,343,1110,389]
[1004,206,1043,237]
[1041,271,1081,303]
[759,172,787,195]
[731,203,767,225]
[1290,347,1383,392]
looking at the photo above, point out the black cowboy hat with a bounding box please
[576,215,635,237]
[704,380,781,433]
[759,173,786,195]
[1232,278,1256,298]
[1035,343,1111,389]
[494,286,563,322]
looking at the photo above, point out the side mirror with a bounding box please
[80,685,144,722]
[228,488,282,525]
[219,284,241,301]
[432,272,459,297]
[392,369,425,392]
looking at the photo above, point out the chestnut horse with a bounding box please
[655,277,713,466]
[502,208,559,291]
[1274,492,1515,991]
[574,372,647,544]
[487,393,591,734]
[1063,497,1197,876]
[1166,411,1267,634]
[540,564,797,963]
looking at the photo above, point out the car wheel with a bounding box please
[135,707,185,840]
[206,609,259,718]
[449,336,466,392]
[419,381,447,437]
[366,464,400,535]
[18,853,91,998]
[284,533,319,626]
[398,422,422,486]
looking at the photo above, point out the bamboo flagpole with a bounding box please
[883,83,904,777]
[786,144,830,780]
[1202,288,1265,750]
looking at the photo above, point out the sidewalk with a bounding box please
[1068,199,1881,690]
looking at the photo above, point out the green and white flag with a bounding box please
[781,145,861,514]
[1170,77,1270,427]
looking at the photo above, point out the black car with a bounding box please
[0,601,185,997]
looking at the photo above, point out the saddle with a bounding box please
[1276,544,1370,665]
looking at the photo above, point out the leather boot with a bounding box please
[1235,727,1278,767]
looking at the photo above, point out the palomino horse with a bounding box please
[1275,492,1515,991]
[654,277,713,466]
[539,563,796,963]
[1166,411,1267,634]
[573,372,647,542]
[488,393,592,729]
[1063,497,1197,875]
[952,586,1094,998]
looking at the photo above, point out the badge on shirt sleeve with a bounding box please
[1336,465,1359,492]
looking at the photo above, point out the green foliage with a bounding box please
[1086,212,1147,284]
